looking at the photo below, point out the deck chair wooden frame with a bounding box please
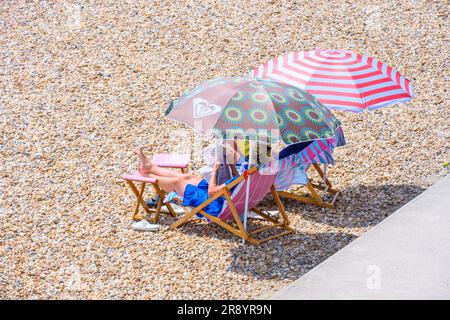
[124,176,178,222]
[123,153,189,222]
[277,163,340,209]
[169,167,294,245]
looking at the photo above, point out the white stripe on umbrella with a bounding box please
[251,48,414,112]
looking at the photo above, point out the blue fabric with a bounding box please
[279,141,312,160]
[239,162,249,171]
[273,162,308,190]
[182,176,238,217]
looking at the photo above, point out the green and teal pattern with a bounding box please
[167,76,344,145]
[214,79,342,144]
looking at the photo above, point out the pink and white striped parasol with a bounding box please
[251,48,414,112]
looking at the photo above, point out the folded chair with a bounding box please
[169,167,294,245]
[123,153,190,222]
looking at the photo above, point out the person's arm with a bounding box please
[208,161,227,196]
[225,142,240,176]
[229,164,239,176]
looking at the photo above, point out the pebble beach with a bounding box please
[0,0,448,299]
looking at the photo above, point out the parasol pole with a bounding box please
[242,139,254,244]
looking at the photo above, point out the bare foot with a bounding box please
[133,147,147,162]
[134,147,153,174]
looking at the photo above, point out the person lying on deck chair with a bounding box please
[134,146,239,216]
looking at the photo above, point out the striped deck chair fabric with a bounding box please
[218,168,276,221]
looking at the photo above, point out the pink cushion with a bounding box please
[123,172,157,183]
[152,153,190,168]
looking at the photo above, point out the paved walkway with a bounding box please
[272,174,450,299]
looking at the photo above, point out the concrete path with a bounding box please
[272,174,450,299]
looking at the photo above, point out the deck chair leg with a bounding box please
[126,181,152,220]
[223,189,246,234]
[312,163,339,194]
[153,187,163,222]
[150,183,176,222]
[306,182,324,205]
[169,209,198,230]
[250,207,280,224]
[277,182,336,209]
[156,185,177,218]
[271,185,290,226]
[241,185,294,243]
[308,182,337,209]
[313,163,332,188]
[126,179,180,223]
[133,182,146,220]
[200,210,247,240]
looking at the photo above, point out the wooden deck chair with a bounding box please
[277,163,339,209]
[169,167,294,245]
[123,153,190,222]
[272,140,340,209]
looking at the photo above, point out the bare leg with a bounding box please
[134,147,202,195]
[134,147,184,178]
[146,173,202,196]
